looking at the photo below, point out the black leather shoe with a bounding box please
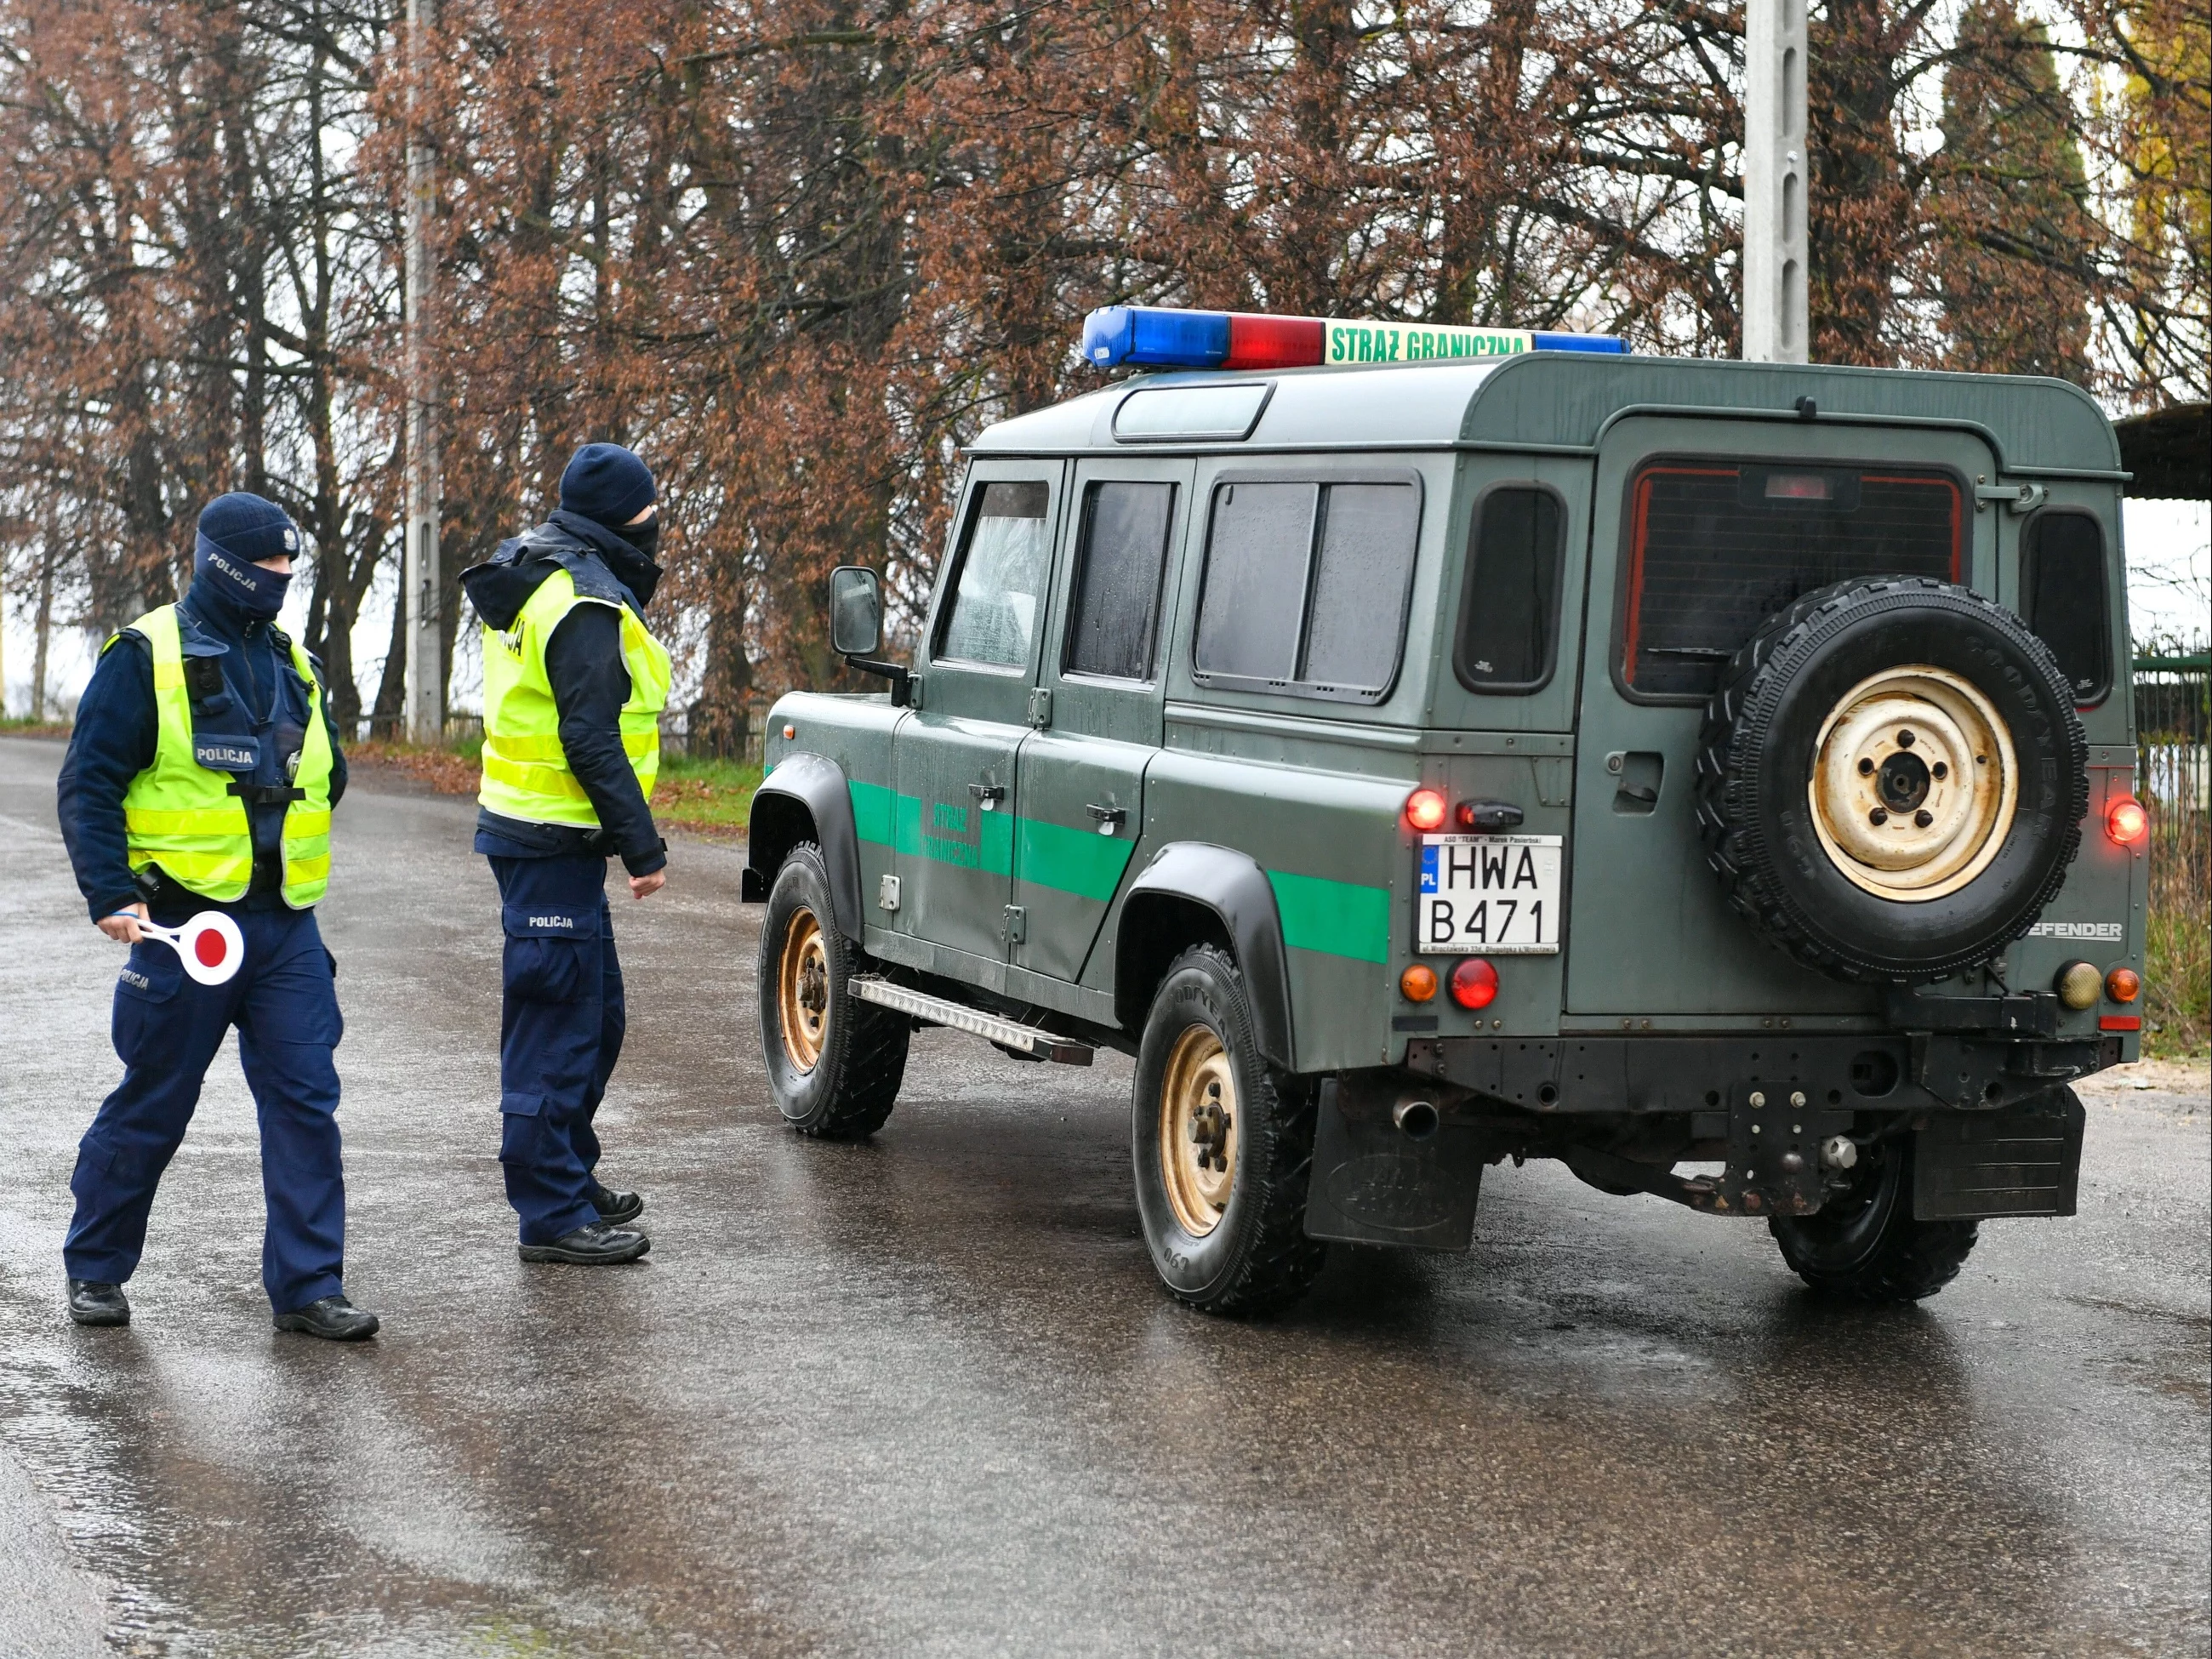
[66,1280,130,1326]
[518,1221,651,1265]
[590,1182,645,1225]
[273,1295,380,1341]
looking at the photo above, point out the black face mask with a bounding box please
[600,518,664,608]
[620,517,661,562]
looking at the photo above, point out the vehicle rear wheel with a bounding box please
[1131,945,1325,1315]
[758,842,908,1139]
[1769,1135,1978,1302]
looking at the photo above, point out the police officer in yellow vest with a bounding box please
[54,493,376,1338]
[461,443,672,1265]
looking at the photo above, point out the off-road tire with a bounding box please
[1696,576,2087,983]
[758,843,908,1139]
[1770,1136,1978,1302]
[1131,945,1326,1315]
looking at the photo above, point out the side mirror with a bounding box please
[829,566,882,656]
[828,564,911,707]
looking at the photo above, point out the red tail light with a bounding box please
[1449,957,1498,1010]
[2107,796,2147,846]
[1405,789,1448,832]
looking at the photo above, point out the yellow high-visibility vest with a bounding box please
[478,566,671,827]
[112,605,335,907]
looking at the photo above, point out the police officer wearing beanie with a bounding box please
[54,493,377,1339]
[462,443,671,1266]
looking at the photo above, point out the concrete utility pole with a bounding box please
[402,0,443,744]
[1742,0,1810,363]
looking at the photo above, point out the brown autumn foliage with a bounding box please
[0,0,2202,737]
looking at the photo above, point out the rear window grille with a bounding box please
[1623,464,1961,698]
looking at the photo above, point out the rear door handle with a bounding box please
[969,784,1006,810]
[1085,803,1127,835]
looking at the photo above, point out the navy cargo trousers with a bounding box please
[65,905,346,1313]
[491,854,625,1244]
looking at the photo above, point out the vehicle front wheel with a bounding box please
[757,843,908,1138]
[1769,1134,1977,1301]
[1131,945,1325,1315]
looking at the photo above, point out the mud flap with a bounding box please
[1303,1075,1484,1251]
[1913,1091,2086,1219]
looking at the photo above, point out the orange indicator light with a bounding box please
[1400,964,1438,1003]
[2107,796,2147,845]
[2105,966,2140,1004]
[1449,957,1499,1010]
[1405,789,1448,832]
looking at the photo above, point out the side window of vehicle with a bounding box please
[1193,476,1421,702]
[1194,482,1313,681]
[1455,487,1565,693]
[936,480,1053,670]
[1303,485,1422,691]
[2021,510,2111,704]
[1065,481,1177,681]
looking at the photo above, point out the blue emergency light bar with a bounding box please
[1081,305,1627,371]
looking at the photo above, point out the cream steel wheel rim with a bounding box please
[778,907,831,1071]
[1159,1024,1238,1237]
[1808,664,2017,902]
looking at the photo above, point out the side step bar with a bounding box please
[847,977,1094,1066]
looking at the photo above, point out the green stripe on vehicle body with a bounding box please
[848,779,1388,958]
[1268,869,1392,965]
[849,778,897,846]
[858,782,1120,895]
[1017,815,1137,903]
[888,789,1015,875]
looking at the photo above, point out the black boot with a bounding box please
[66,1280,130,1327]
[590,1182,645,1225]
[518,1221,651,1265]
[273,1295,381,1341]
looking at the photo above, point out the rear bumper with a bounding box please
[1304,1034,2106,1251]
[1400,1031,2118,1116]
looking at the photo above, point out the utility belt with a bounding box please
[133,858,293,919]
[228,781,308,807]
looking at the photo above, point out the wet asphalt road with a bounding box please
[0,733,2205,1658]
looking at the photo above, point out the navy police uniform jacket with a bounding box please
[55,584,354,1314]
[459,510,667,1246]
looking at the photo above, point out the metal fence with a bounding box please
[656,701,773,767]
[2135,653,2209,827]
[2134,654,2209,1049]
[414,705,773,766]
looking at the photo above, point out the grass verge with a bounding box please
[347,739,760,839]
[0,715,72,738]
[651,754,763,837]
[2143,891,2209,1060]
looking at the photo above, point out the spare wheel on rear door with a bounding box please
[1695,576,2088,983]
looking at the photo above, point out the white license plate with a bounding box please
[1417,835,1563,955]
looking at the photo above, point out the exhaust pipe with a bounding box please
[1392,1097,1440,1141]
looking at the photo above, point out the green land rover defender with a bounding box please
[741,310,2146,1316]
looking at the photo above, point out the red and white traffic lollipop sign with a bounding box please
[117,911,246,986]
